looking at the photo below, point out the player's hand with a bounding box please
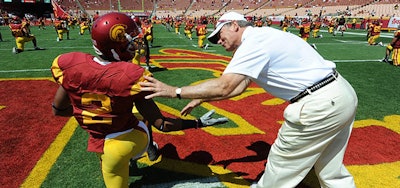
[198,109,228,126]
[181,99,203,116]
[139,76,176,99]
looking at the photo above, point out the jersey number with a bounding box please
[81,93,112,125]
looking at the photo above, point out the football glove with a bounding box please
[198,109,229,126]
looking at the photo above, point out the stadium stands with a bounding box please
[52,0,400,18]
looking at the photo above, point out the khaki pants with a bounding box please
[253,74,357,188]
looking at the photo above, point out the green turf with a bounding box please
[1,23,399,187]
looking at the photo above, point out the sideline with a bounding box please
[20,117,78,188]
[0,59,382,74]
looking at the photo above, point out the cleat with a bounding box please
[147,141,160,161]
[204,43,209,50]
[12,47,18,54]
[378,42,384,46]
[34,47,44,50]
[380,58,389,63]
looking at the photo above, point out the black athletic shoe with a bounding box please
[147,141,160,161]
[380,58,389,64]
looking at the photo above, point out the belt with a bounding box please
[290,69,338,103]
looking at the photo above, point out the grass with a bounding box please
[1,23,399,187]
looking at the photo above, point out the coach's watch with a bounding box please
[175,88,182,99]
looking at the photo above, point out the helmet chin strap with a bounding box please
[93,45,103,56]
[111,49,121,61]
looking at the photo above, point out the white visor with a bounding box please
[207,12,247,44]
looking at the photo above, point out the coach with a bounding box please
[140,12,358,188]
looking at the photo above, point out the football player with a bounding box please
[255,16,264,27]
[196,20,208,49]
[174,18,182,35]
[131,16,151,69]
[381,25,400,66]
[9,16,43,54]
[51,12,228,188]
[298,21,311,41]
[281,19,289,32]
[328,18,336,34]
[334,16,346,36]
[368,20,383,46]
[54,17,69,41]
[141,18,153,47]
[78,16,90,35]
[311,18,322,38]
[184,19,194,40]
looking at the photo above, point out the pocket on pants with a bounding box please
[284,102,305,125]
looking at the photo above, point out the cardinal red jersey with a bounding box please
[393,30,400,48]
[51,52,152,153]
[196,24,207,36]
[9,23,24,37]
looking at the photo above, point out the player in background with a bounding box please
[79,16,90,35]
[367,20,384,46]
[311,18,322,38]
[334,16,346,36]
[299,20,317,49]
[184,19,194,40]
[195,20,208,49]
[51,12,228,188]
[9,16,43,54]
[142,18,153,47]
[68,16,78,30]
[38,17,46,30]
[281,18,289,32]
[174,18,182,35]
[351,18,357,29]
[255,16,264,27]
[298,20,311,41]
[54,17,70,41]
[381,25,400,66]
[265,17,272,27]
[328,18,336,34]
[132,17,151,70]
[162,16,173,32]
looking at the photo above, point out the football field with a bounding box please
[0,23,399,188]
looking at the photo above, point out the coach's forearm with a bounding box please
[180,75,250,101]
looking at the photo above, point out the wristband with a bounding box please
[175,88,182,99]
[52,103,72,111]
[196,119,203,128]
[181,119,198,129]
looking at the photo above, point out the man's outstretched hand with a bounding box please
[140,76,176,99]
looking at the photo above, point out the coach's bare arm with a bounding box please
[140,73,251,100]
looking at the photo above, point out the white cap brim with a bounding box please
[207,21,231,44]
[207,12,247,44]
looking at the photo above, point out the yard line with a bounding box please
[0,69,49,73]
[0,59,382,74]
[0,46,93,51]
[333,59,381,62]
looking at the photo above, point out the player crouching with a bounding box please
[9,16,44,54]
[51,12,228,188]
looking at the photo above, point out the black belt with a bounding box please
[290,69,338,103]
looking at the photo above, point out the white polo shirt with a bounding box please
[223,26,336,101]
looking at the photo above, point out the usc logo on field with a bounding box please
[109,24,127,42]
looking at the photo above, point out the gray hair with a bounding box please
[224,20,253,28]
